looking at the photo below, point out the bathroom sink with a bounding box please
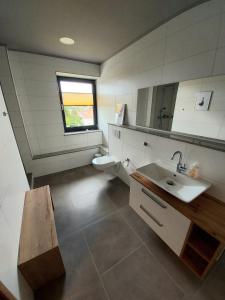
[136,163,211,203]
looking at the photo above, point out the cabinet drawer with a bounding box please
[139,186,168,219]
[165,205,191,255]
[130,178,167,240]
[129,178,141,211]
[130,179,167,217]
[139,194,167,241]
[129,178,190,256]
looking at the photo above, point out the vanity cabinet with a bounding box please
[130,178,190,256]
[129,172,225,278]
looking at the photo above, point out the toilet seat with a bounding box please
[92,155,117,170]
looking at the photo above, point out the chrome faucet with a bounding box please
[171,151,186,174]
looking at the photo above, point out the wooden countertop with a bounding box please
[18,185,58,265]
[131,172,225,244]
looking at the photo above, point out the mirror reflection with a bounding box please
[136,75,225,141]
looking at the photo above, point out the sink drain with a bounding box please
[166,180,175,186]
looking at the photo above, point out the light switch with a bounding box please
[195,91,212,111]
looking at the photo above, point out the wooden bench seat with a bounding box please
[18,185,65,290]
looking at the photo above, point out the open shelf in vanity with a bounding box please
[181,244,208,277]
[129,172,225,279]
[181,224,221,277]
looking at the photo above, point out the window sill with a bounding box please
[64,129,102,136]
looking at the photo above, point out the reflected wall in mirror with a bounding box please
[136,75,225,141]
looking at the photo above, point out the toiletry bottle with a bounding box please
[188,163,200,179]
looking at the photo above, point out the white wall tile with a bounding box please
[24,80,58,97]
[166,0,222,35]
[213,47,225,75]
[0,47,32,174]
[185,143,225,184]
[64,133,87,148]
[222,0,225,12]
[32,148,99,177]
[146,134,187,168]
[33,110,62,125]
[13,127,28,142]
[12,79,27,96]
[4,93,20,112]
[122,142,149,169]
[8,111,24,128]
[98,1,225,203]
[218,13,225,48]
[162,50,216,83]
[21,63,55,81]
[29,138,40,155]
[35,124,64,138]
[38,136,65,153]
[165,15,221,64]
[0,76,17,95]
[8,51,100,77]
[27,96,60,111]
[108,126,124,161]
[87,131,102,146]
[0,82,33,299]
[0,56,11,77]
[122,128,148,152]
[8,50,101,175]
[124,109,136,126]
[66,148,98,170]
[8,60,24,80]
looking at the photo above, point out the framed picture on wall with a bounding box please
[115,103,126,125]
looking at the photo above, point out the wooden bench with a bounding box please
[18,185,65,290]
[0,281,17,300]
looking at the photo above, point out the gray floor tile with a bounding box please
[84,212,141,273]
[54,189,117,241]
[34,165,90,187]
[102,246,184,300]
[102,177,129,208]
[34,166,225,300]
[119,205,202,297]
[192,262,225,300]
[51,175,107,199]
[35,166,120,241]
[35,232,108,300]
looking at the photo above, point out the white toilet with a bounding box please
[92,155,118,171]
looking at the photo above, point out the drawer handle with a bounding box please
[141,188,167,209]
[140,204,163,227]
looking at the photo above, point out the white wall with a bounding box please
[0,87,33,299]
[172,75,225,139]
[8,51,102,176]
[31,147,100,177]
[98,0,225,202]
[0,46,31,173]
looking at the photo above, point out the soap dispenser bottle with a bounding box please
[188,163,200,179]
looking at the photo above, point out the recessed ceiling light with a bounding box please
[59,37,75,45]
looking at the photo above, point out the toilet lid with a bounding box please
[92,155,116,167]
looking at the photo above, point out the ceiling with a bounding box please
[0,0,207,64]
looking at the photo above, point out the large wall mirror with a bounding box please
[136,75,225,150]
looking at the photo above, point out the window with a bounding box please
[57,76,97,132]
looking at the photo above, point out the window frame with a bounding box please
[57,76,98,132]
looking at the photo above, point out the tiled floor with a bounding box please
[34,165,225,300]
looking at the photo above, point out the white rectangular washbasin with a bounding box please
[136,163,211,203]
